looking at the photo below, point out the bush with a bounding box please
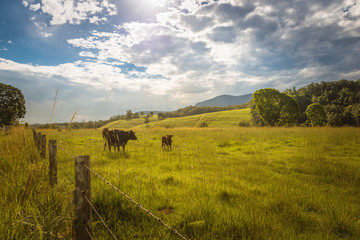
[199,122,208,128]
[239,121,250,127]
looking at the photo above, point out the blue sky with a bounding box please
[0,0,359,124]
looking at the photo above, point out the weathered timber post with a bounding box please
[48,140,57,186]
[40,135,47,158]
[37,132,41,150]
[32,129,38,148]
[74,155,92,240]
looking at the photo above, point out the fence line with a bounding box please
[31,129,188,240]
[82,164,188,240]
[57,140,124,240]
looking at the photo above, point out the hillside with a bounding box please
[195,93,252,107]
[104,115,160,129]
[103,108,252,129]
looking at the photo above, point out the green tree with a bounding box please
[0,83,26,126]
[278,93,300,126]
[144,116,150,124]
[133,112,139,119]
[126,110,133,120]
[305,103,327,126]
[158,112,165,120]
[252,88,299,126]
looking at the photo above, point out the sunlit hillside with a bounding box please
[103,108,252,129]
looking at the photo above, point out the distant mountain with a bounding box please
[195,93,253,107]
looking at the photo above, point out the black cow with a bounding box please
[102,128,109,138]
[115,130,137,153]
[104,129,137,153]
[162,135,173,149]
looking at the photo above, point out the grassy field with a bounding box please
[1,123,360,239]
[105,108,252,129]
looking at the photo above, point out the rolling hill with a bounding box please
[103,108,252,129]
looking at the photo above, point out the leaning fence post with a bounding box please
[48,140,57,186]
[74,155,92,240]
[40,135,47,158]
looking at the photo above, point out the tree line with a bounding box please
[252,79,360,127]
[2,79,359,129]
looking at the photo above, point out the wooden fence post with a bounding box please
[36,132,41,151]
[74,155,92,240]
[32,129,38,148]
[40,135,47,158]
[48,140,57,186]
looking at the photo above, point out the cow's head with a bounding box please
[167,135,173,139]
[129,130,137,140]
[102,128,110,138]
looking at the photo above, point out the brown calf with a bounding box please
[162,135,173,149]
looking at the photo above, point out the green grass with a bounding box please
[1,126,360,239]
[104,114,160,129]
[104,108,252,129]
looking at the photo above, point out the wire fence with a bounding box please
[34,130,188,240]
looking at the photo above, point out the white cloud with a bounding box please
[41,32,53,38]
[22,0,29,7]
[29,3,41,11]
[25,0,117,25]
[79,51,96,58]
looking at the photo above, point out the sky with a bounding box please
[0,0,359,124]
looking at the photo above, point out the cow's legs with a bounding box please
[108,141,112,152]
[122,144,125,153]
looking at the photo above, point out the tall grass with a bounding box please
[1,126,360,239]
[0,127,72,239]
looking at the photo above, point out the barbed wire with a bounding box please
[82,164,188,240]
[57,161,75,184]
[57,142,119,240]
[57,142,76,159]
[84,195,119,240]
[54,141,188,240]
[57,143,76,184]
[85,226,94,240]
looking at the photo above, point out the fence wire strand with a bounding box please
[54,139,187,240]
[84,195,119,240]
[85,226,94,240]
[82,164,188,240]
[57,142,119,240]
[58,161,75,184]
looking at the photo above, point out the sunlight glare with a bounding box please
[147,0,167,8]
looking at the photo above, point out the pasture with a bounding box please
[1,126,360,239]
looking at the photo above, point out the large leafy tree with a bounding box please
[0,83,26,126]
[253,88,299,126]
[305,103,327,126]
